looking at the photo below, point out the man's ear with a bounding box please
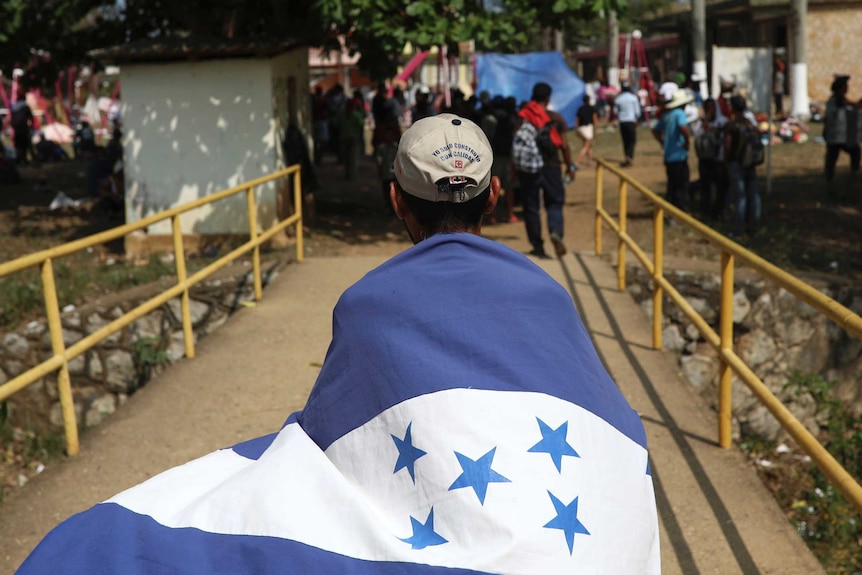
[390,182,407,220]
[484,176,501,215]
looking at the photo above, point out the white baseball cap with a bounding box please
[394,114,492,203]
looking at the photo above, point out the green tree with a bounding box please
[316,0,629,79]
[0,0,324,90]
[0,0,122,90]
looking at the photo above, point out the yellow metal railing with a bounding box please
[594,158,862,513]
[0,165,304,456]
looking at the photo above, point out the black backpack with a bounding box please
[739,123,765,169]
[695,130,721,161]
[535,122,558,161]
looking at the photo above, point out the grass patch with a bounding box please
[0,255,178,331]
[0,404,66,504]
[742,372,862,573]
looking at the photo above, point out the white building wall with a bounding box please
[268,50,311,224]
[122,58,279,235]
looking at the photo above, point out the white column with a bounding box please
[790,62,809,118]
[693,60,708,99]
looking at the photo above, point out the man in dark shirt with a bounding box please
[11,95,34,164]
[516,83,577,259]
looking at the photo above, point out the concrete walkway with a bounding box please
[0,250,823,574]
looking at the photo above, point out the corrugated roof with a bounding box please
[90,37,304,64]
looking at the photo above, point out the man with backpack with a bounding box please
[724,95,763,238]
[693,98,729,220]
[512,82,577,259]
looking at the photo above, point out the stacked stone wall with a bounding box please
[626,265,862,441]
[0,263,285,435]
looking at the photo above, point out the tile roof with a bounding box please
[90,37,304,64]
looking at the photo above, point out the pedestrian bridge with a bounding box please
[1,159,858,573]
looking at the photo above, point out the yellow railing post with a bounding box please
[719,251,735,448]
[293,169,304,263]
[617,179,628,291]
[41,259,80,456]
[595,163,603,255]
[652,206,664,349]
[172,216,195,359]
[246,186,263,301]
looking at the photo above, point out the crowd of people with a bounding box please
[1,96,125,213]
[308,81,581,256]
[647,73,766,238]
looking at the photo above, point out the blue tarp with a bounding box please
[476,52,585,129]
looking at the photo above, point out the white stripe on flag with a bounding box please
[111,389,659,574]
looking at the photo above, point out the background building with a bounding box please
[93,39,309,251]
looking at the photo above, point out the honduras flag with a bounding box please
[18,233,660,574]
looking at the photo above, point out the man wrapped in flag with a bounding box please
[18,114,660,574]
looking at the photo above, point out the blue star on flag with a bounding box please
[448,447,511,504]
[543,491,591,554]
[400,508,448,550]
[528,418,579,472]
[391,422,427,483]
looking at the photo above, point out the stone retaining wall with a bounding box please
[625,265,862,441]
[0,262,286,435]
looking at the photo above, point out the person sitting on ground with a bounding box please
[18,114,660,575]
[575,94,598,167]
[34,132,70,162]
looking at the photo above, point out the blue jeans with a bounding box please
[518,165,565,251]
[727,162,759,236]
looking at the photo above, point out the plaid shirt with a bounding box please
[512,121,544,174]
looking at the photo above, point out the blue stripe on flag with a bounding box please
[299,233,646,452]
[17,503,496,575]
[230,432,278,460]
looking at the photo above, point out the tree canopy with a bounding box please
[0,0,671,89]
[317,0,629,78]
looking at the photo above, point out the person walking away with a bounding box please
[652,89,693,212]
[11,95,35,164]
[693,98,729,220]
[489,96,518,223]
[575,94,597,167]
[373,97,402,212]
[335,90,366,180]
[311,86,330,165]
[823,75,861,183]
[411,86,435,121]
[614,83,641,167]
[18,113,661,575]
[724,95,762,237]
[513,82,577,258]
